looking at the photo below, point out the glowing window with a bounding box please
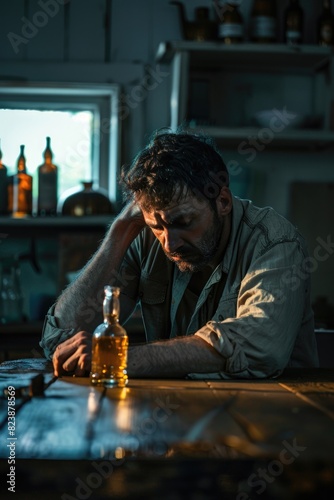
[0,82,121,205]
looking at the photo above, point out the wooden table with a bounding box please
[1,359,334,499]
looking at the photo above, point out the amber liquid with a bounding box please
[9,173,33,217]
[9,145,33,217]
[90,334,128,387]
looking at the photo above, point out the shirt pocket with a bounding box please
[139,275,168,305]
[212,293,238,322]
[139,275,170,340]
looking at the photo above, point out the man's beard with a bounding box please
[164,212,224,273]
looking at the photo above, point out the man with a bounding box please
[41,130,318,379]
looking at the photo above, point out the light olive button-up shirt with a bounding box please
[40,196,319,379]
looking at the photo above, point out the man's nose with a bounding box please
[163,228,182,253]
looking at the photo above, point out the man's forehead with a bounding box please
[142,197,195,219]
[137,185,209,218]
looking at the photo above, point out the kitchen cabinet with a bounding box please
[156,41,334,149]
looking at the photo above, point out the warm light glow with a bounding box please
[0,108,94,200]
[114,446,126,459]
[87,388,101,417]
[115,399,132,433]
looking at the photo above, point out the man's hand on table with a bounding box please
[53,331,92,377]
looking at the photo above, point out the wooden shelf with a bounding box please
[182,126,334,149]
[156,41,334,149]
[0,215,114,228]
[157,41,333,74]
[0,215,115,237]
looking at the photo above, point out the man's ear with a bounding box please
[216,186,232,216]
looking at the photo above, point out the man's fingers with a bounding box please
[53,342,79,376]
[74,353,91,376]
[63,349,91,374]
[53,331,92,376]
[62,354,78,373]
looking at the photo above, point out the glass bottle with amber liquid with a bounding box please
[0,140,8,215]
[37,136,58,216]
[251,0,277,43]
[90,286,128,388]
[218,1,244,44]
[318,0,334,46]
[284,0,303,45]
[9,145,33,217]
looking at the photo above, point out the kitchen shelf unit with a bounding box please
[156,41,334,149]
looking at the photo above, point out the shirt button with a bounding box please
[218,315,224,321]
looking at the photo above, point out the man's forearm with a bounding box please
[127,336,226,378]
[55,212,142,332]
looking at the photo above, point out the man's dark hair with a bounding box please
[120,129,229,210]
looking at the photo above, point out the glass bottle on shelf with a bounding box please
[284,0,303,45]
[318,0,334,46]
[8,145,33,218]
[90,285,129,388]
[218,1,244,44]
[0,140,8,215]
[251,0,277,43]
[37,136,58,216]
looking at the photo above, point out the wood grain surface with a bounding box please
[0,359,334,499]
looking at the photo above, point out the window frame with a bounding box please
[0,81,121,203]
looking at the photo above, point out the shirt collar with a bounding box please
[220,196,246,275]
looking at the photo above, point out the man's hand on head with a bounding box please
[118,200,146,228]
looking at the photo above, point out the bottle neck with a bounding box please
[43,136,53,163]
[104,312,119,325]
[44,153,53,165]
[17,146,26,174]
[103,286,121,325]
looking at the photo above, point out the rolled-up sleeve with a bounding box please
[39,304,77,360]
[191,240,311,379]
